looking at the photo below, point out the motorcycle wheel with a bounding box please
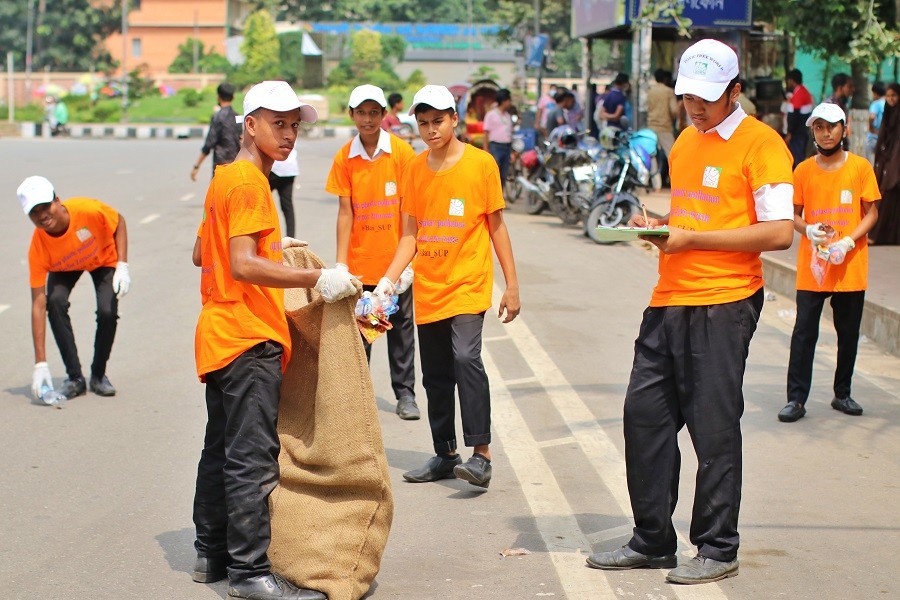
[585,201,629,244]
[552,176,585,226]
[524,190,546,215]
[504,176,522,203]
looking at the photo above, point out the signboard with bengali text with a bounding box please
[573,0,753,38]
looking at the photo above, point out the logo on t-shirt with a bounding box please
[840,190,853,205]
[76,227,92,242]
[385,181,397,196]
[702,166,722,189]
[449,198,465,217]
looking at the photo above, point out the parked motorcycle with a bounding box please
[583,124,659,243]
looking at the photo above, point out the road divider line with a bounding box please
[180,193,195,202]
[491,287,730,600]
[140,213,160,225]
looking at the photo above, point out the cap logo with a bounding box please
[693,61,709,76]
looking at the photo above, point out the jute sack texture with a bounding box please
[268,247,394,600]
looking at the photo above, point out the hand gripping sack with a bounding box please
[268,246,394,600]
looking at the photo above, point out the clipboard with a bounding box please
[593,226,670,242]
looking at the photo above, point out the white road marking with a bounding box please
[139,213,160,224]
[180,193,195,202]
[0,304,9,316]
[489,286,730,600]
[536,436,577,449]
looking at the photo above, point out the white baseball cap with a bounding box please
[236,80,318,124]
[674,39,740,102]
[806,102,846,126]
[17,175,56,215]
[348,84,387,109]
[408,85,456,115]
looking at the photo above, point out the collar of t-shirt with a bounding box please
[349,128,393,161]
[696,103,747,140]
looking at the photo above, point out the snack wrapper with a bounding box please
[355,291,398,343]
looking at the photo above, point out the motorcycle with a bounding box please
[515,139,551,215]
[583,124,659,243]
[532,126,599,226]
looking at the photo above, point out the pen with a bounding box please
[642,204,649,229]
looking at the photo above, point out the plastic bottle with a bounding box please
[827,244,847,265]
[39,384,67,408]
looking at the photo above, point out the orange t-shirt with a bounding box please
[794,153,880,291]
[28,198,120,288]
[652,117,794,307]
[194,160,291,380]
[401,144,505,324]
[325,134,416,283]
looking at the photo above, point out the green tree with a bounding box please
[274,0,498,23]
[0,0,119,72]
[234,9,281,87]
[168,38,230,74]
[277,31,305,84]
[350,29,383,80]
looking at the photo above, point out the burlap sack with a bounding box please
[269,247,394,600]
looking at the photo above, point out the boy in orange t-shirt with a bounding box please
[190,80,354,600]
[326,84,419,420]
[779,103,880,423]
[586,41,795,584]
[375,85,520,490]
[18,175,130,401]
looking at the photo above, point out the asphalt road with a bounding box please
[0,135,897,600]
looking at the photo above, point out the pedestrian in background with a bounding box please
[535,83,557,138]
[19,175,130,401]
[870,82,900,245]
[483,88,515,194]
[382,92,414,142]
[190,80,355,600]
[587,39,794,585]
[374,84,520,491]
[826,73,854,147]
[567,83,585,131]
[646,69,678,188]
[190,82,242,181]
[269,147,299,238]
[778,103,880,424]
[784,69,814,169]
[598,73,630,130]
[546,89,573,131]
[326,84,420,421]
[867,82,886,164]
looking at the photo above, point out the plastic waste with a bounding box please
[355,291,399,319]
[37,383,67,408]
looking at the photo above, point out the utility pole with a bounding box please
[121,0,129,123]
[25,0,34,98]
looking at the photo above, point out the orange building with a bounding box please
[101,0,252,77]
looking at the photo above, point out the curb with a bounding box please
[15,122,359,140]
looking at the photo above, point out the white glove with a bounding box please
[395,264,414,295]
[281,237,308,249]
[314,267,359,303]
[112,261,130,299]
[335,262,349,272]
[373,276,396,301]
[32,361,52,399]
[805,223,828,245]
[827,236,855,265]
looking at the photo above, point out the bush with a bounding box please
[407,69,427,87]
[180,88,203,108]
[90,102,119,123]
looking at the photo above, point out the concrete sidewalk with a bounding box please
[639,188,900,356]
[15,120,359,140]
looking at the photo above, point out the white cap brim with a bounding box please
[674,76,729,102]
[236,104,318,124]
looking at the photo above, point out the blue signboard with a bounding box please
[626,0,753,29]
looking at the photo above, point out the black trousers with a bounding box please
[623,289,763,563]
[193,341,282,582]
[268,173,296,238]
[362,284,416,400]
[788,131,809,170]
[488,141,512,184]
[787,290,865,404]
[417,313,491,454]
[46,267,118,381]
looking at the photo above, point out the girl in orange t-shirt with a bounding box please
[780,104,881,423]
[374,85,520,490]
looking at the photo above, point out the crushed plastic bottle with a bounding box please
[37,384,67,408]
[355,291,399,319]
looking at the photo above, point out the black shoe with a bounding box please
[396,396,420,420]
[59,377,86,400]
[227,573,326,600]
[586,545,677,570]
[453,453,492,488]
[89,375,116,396]
[778,401,806,422]
[666,555,739,584]
[192,554,228,583]
[402,455,462,483]
[831,396,862,416]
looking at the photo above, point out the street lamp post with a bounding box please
[121,0,129,123]
[25,0,35,97]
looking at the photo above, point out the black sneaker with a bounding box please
[453,453,492,488]
[396,396,420,420]
[402,454,461,483]
[89,375,117,396]
[777,401,806,422]
[59,377,86,400]
[831,396,862,416]
[192,554,228,583]
[227,573,325,600]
